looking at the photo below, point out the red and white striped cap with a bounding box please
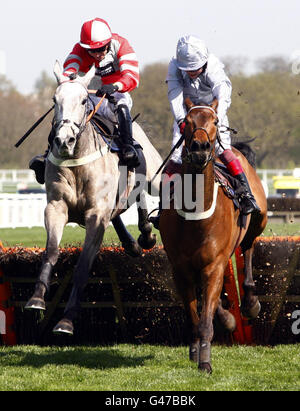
[80,18,112,49]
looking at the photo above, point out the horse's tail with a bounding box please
[232,139,256,169]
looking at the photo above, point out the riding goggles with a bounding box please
[88,43,110,54]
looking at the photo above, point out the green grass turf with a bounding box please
[0,344,299,391]
[0,222,299,248]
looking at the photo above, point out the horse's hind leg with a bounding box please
[137,192,156,249]
[216,298,236,332]
[25,202,67,310]
[112,216,142,257]
[240,244,261,319]
[240,212,266,319]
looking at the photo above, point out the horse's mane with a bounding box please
[232,140,256,169]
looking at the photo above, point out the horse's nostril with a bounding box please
[203,141,211,151]
[68,137,76,146]
[191,140,201,152]
[191,140,211,152]
[198,141,211,151]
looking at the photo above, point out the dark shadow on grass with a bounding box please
[1,347,154,370]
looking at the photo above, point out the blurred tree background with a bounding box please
[1,56,299,169]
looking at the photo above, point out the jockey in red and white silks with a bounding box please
[63,17,140,167]
[166,35,232,164]
[63,18,139,123]
[29,18,141,183]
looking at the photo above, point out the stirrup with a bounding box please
[122,145,140,168]
[240,193,260,215]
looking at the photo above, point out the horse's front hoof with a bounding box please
[137,233,157,250]
[53,319,74,335]
[25,297,46,311]
[241,298,261,319]
[198,362,212,374]
[122,241,143,257]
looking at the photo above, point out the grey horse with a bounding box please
[25,61,162,335]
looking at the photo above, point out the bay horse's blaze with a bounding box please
[160,98,267,374]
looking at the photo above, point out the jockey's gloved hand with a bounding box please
[96,84,119,97]
[178,119,186,135]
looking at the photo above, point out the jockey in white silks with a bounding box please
[149,35,259,228]
[30,17,140,184]
[168,35,232,165]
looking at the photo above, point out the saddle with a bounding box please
[90,114,142,153]
[90,114,146,181]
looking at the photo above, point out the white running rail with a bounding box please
[0,194,47,228]
[0,193,159,228]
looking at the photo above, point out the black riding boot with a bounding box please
[235,172,261,215]
[29,129,55,185]
[117,104,140,168]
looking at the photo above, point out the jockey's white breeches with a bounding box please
[88,92,133,124]
[170,115,231,164]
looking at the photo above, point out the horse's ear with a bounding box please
[211,98,218,112]
[81,65,96,88]
[185,97,194,111]
[53,60,65,84]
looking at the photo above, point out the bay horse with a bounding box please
[25,61,162,335]
[159,98,267,373]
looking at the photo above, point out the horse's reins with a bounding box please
[14,82,105,148]
[86,92,106,123]
[181,106,216,170]
[149,105,238,184]
[184,126,214,169]
[150,105,224,183]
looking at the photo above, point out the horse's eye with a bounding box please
[82,98,87,105]
[214,120,218,126]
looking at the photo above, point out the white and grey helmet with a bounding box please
[176,35,209,71]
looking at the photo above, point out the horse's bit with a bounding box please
[182,105,217,169]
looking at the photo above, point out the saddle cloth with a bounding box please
[214,162,248,228]
[164,161,243,212]
[214,162,240,205]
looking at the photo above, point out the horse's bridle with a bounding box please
[183,105,217,169]
[52,80,91,140]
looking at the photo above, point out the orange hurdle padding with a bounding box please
[0,267,17,345]
[234,247,253,344]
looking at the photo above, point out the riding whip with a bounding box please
[14,87,106,148]
[150,134,185,184]
[14,105,55,148]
